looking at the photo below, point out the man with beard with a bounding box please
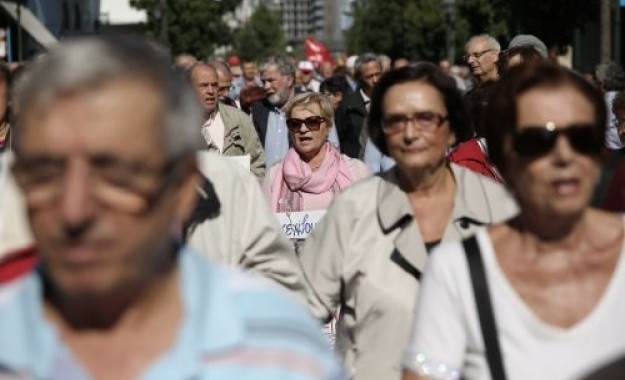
[251,56,339,168]
[189,63,265,179]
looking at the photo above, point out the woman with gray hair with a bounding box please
[264,92,368,212]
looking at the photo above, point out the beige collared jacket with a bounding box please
[219,103,266,180]
[186,153,307,301]
[299,163,519,380]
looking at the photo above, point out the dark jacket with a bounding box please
[335,90,367,158]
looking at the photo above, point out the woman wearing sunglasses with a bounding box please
[264,92,368,213]
[299,64,516,380]
[402,64,625,380]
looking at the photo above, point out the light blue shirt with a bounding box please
[0,249,344,380]
[265,108,290,168]
[363,138,395,173]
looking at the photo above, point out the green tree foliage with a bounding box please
[232,4,285,62]
[347,0,598,61]
[506,0,597,50]
[130,0,241,58]
[346,0,447,61]
[454,0,510,45]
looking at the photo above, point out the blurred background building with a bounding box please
[0,0,621,70]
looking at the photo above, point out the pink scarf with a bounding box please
[271,142,353,212]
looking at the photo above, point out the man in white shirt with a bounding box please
[189,63,265,179]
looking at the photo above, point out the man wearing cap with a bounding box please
[508,34,549,58]
[297,60,321,93]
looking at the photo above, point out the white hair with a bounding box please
[15,36,204,158]
[466,34,501,53]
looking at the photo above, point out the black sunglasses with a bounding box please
[286,116,326,133]
[513,123,602,158]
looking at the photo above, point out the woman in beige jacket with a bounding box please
[299,64,518,380]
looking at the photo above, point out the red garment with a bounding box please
[0,246,38,284]
[447,138,503,183]
[602,159,625,212]
[304,36,335,66]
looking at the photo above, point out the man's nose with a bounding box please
[60,161,96,231]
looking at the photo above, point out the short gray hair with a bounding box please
[596,61,625,91]
[207,59,231,78]
[355,53,382,77]
[15,36,204,158]
[260,55,295,78]
[466,34,501,53]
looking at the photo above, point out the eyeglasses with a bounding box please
[513,123,602,158]
[614,118,625,129]
[12,155,185,213]
[382,111,448,134]
[286,116,327,133]
[463,49,494,62]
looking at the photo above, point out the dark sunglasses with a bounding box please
[513,123,602,158]
[286,116,326,133]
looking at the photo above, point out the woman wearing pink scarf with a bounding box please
[265,92,369,212]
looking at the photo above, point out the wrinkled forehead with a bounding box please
[466,37,489,52]
[261,64,283,78]
[18,78,166,160]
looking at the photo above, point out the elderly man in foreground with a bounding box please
[0,37,342,380]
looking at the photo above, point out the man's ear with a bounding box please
[173,158,201,227]
[447,131,457,148]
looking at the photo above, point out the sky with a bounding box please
[100,0,146,24]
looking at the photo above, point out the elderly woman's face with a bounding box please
[288,104,330,160]
[382,81,455,174]
[510,85,600,217]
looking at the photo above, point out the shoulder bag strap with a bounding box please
[463,235,508,380]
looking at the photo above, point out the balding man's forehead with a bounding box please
[466,37,489,51]
[191,64,216,78]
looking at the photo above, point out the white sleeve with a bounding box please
[402,241,468,377]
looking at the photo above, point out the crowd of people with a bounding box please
[0,31,625,380]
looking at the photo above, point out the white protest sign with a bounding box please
[275,210,326,239]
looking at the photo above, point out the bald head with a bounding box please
[208,60,232,101]
[189,63,219,116]
[174,54,197,70]
[464,34,500,82]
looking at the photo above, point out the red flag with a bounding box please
[304,36,334,67]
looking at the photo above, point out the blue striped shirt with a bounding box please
[0,249,344,380]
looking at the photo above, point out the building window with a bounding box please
[62,2,70,31]
[74,3,82,30]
